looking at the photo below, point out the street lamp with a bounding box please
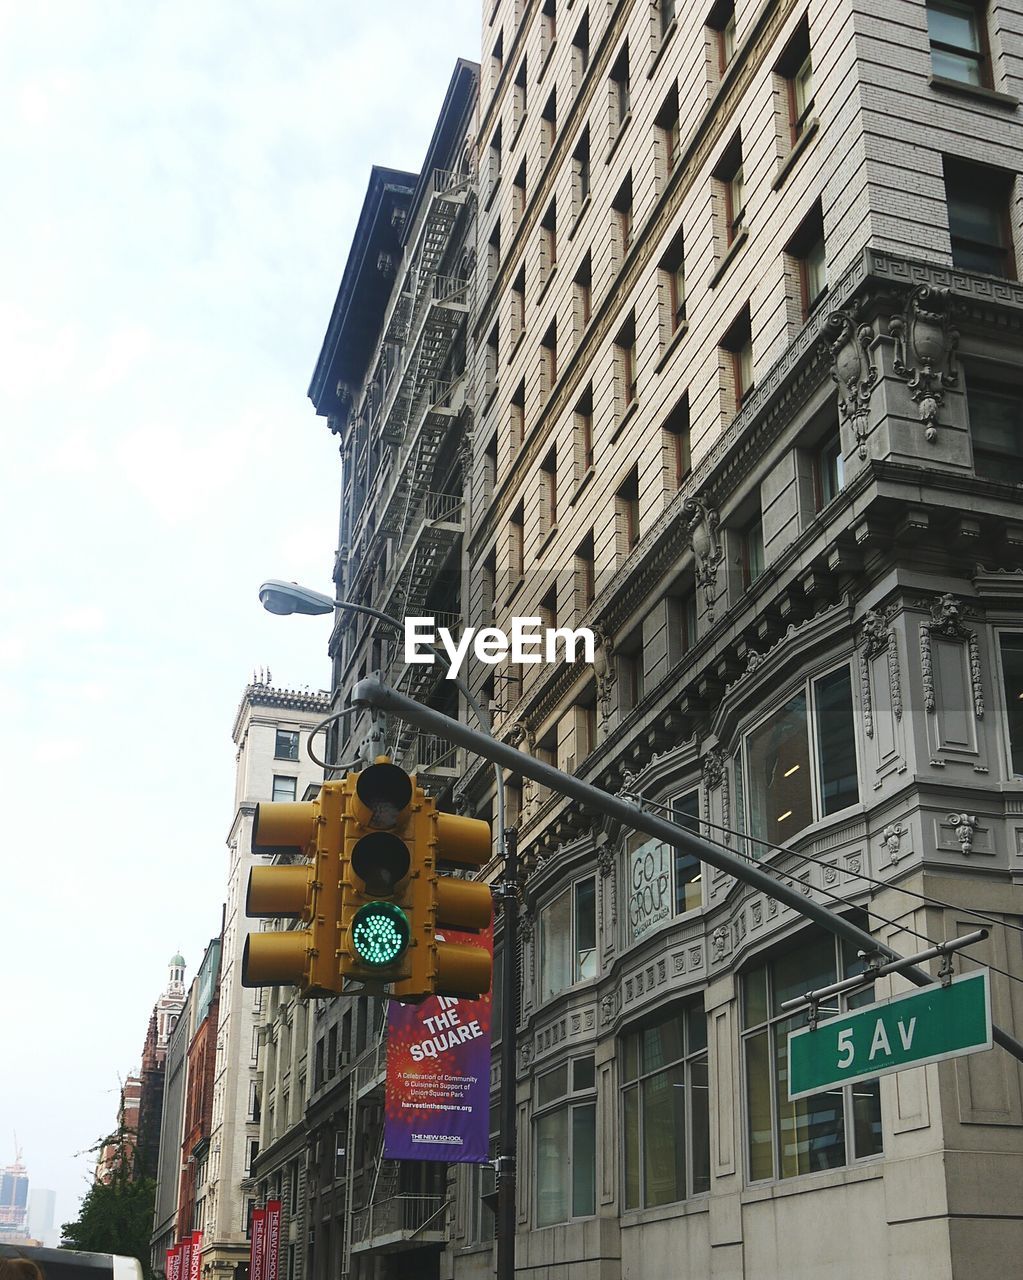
[258,579,520,1280]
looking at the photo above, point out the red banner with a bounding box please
[165,1249,177,1280]
[250,1209,266,1280]
[180,1239,191,1280]
[189,1232,202,1280]
[264,1201,282,1280]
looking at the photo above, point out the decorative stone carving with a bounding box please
[889,285,959,443]
[519,1041,533,1070]
[701,746,730,845]
[683,497,725,623]
[823,308,877,459]
[600,994,616,1026]
[947,813,978,856]
[508,721,539,812]
[711,925,729,962]
[858,608,903,738]
[751,900,763,927]
[881,822,906,865]
[918,594,984,718]
[593,627,617,731]
[597,840,618,927]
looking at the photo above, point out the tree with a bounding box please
[62,1127,155,1280]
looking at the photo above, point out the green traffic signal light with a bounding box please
[351,901,411,967]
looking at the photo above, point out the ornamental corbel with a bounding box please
[889,285,959,443]
[683,497,724,623]
[918,594,984,718]
[947,813,977,856]
[592,627,617,730]
[823,308,877,459]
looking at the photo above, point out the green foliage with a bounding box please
[61,1128,156,1280]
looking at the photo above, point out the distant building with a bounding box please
[153,973,195,1275]
[0,1156,30,1242]
[27,1189,56,1249]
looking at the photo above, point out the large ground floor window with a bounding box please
[621,1004,709,1209]
[535,1055,597,1226]
[742,927,883,1181]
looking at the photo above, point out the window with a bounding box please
[540,319,558,397]
[540,447,558,534]
[511,377,526,452]
[613,173,634,253]
[541,88,557,163]
[615,311,638,409]
[575,531,596,610]
[539,878,597,1000]
[488,123,503,196]
[487,219,501,288]
[572,126,591,214]
[509,501,525,587]
[708,0,737,74]
[491,30,504,90]
[485,322,499,401]
[927,0,988,86]
[610,42,631,136]
[511,267,526,348]
[814,432,845,509]
[655,83,681,179]
[272,775,297,802]
[999,633,1023,776]
[741,515,764,588]
[968,379,1023,482]
[540,200,558,282]
[716,134,746,245]
[512,161,527,233]
[468,1110,500,1243]
[574,384,594,480]
[616,466,640,552]
[945,158,1015,277]
[571,9,590,88]
[573,252,592,332]
[721,304,753,413]
[662,393,691,490]
[742,928,883,1182]
[741,665,860,851]
[274,729,300,760]
[659,226,687,333]
[658,0,676,40]
[626,789,701,941]
[535,1056,597,1225]
[787,201,827,319]
[622,1006,709,1209]
[777,18,814,146]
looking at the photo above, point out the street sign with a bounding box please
[788,970,992,1101]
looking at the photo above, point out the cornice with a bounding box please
[231,683,331,743]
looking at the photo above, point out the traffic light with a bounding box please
[338,759,494,1002]
[241,782,345,998]
[393,802,494,1003]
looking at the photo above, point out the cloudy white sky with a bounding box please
[0,0,481,1233]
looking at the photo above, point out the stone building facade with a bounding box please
[447,1,1023,1278]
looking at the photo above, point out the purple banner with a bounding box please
[384,925,492,1163]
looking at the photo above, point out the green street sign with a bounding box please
[788,970,992,1101]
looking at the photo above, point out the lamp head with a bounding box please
[258,580,335,616]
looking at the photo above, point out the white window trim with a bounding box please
[533,1054,597,1227]
[538,875,597,1002]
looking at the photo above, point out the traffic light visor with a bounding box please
[352,763,413,828]
[242,930,308,988]
[247,865,310,918]
[252,801,317,853]
[351,901,411,967]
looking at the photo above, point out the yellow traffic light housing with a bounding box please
[392,805,494,1003]
[241,782,346,998]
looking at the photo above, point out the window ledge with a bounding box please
[568,466,595,508]
[567,193,592,242]
[511,111,528,153]
[505,574,525,607]
[708,225,749,289]
[742,1157,883,1204]
[647,19,678,79]
[610,397,639,444]
[620,1195,709,1230]
[483,178,500,214]
[928,73,1019,109]
[771,116,820,192]
[536,523,559,557]
[654,321,689,375]
[536,261,559,305]
[481,382,499,417]
[508,329,525,363]
[606,111,633,164]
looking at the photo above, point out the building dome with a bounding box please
[170,952,185,968]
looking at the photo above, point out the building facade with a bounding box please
[153,973,195,1273]
[450,0,1023,1277]
[203,678,328,1280]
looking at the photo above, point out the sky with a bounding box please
[0,0,481,1234]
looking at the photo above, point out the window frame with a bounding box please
[625,786,702,945]
[621,1004,710,1211]
[534,1054,598,1227]
[927,0,990,87]
[740,929,883,1184]
[996,629,1023,779]
[274,729,300,761]
[538,875,598,1002]
[945,157,1015,278]
[736,662,862,855]
[271,774,298,803]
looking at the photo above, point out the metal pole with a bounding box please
[496,826,519,1280]
[352,677,1023,1067]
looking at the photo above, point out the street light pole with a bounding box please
[259,581,521,1277]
